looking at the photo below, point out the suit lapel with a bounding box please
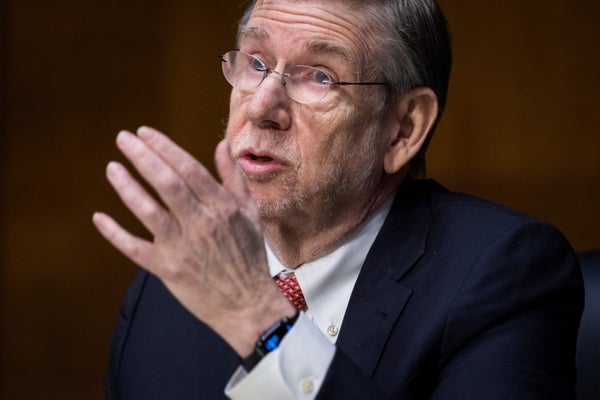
[336,180,436,377]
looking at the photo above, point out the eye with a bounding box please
[312,69,333,85]
[250,56,268,72]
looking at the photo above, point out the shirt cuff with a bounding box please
[225,312,336,400]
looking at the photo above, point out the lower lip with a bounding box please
[238,157,285,178]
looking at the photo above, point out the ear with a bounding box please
[383,88,438,174]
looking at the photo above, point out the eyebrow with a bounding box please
[239,26,269,43]
[304,40,351,63]
[239,25,352,63]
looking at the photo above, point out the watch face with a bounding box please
[243,313,299,372]
[264,333,282,352]
[259,315,297,352]
[261,321,293,351]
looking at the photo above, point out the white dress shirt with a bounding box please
[225,195,394,399]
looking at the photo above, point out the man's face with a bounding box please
[225,0,389,224]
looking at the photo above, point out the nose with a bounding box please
[245,67,291,130]
[260,69,286,86]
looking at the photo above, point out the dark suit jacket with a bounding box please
[106,179,583,399]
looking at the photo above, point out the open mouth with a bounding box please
[237,150,283,176]
[248,154,274,162]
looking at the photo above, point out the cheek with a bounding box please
[225,93,247,136]
[314,105,383,170]
[293,112,339,165]
[305,103,370,153]
[291,119,353,183]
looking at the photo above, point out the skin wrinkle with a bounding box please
[245,1,387,81]
[92,0,445,360]
[241,0,452,178]
[232,101,386,263]
[92,0,450,363]
[243,101,378,225]
[246,1,379,79]
[226,0,406,267]
[267,99,392,263]
[241,26,351,64]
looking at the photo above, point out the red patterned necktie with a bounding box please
[275,274,307,311]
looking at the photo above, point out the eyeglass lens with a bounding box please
[220,51,332,104]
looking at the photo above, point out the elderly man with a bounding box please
[94,0,583,398]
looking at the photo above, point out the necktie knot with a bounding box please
[275,274,307,311]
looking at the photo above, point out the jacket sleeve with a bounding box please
[105,271,149,400]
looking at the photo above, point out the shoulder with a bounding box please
[404,179,552,243]
[415,179,531,224]
[385,179,579,278]
[401,179,581,294]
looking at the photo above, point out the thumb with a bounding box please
[214,139,254,207]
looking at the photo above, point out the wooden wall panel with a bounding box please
[1,0,598,398]
[1,2,168,398]
[432,0,600,251]
[0,0,241,398]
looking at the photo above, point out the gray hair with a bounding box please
[237,0,452,177]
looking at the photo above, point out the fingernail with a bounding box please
[106,161,122,176]
[137,126,153,140]
[116,130,132,144]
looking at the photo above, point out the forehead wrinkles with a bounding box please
[240,26,351,62]
[244,2,374,64]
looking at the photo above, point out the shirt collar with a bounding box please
[266,193,395,340]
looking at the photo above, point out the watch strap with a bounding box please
[241,311,300,372]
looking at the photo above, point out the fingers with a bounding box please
[93,127,278,346]
[135,126,256,216]
[214,139,253,206]
[92,211,158,270]
[105,160,177,236]
[136,126,223,201]
[115,130,200,216]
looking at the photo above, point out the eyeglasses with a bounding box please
[219,50,387,104]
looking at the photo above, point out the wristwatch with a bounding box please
[241,311,300,372]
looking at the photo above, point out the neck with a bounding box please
[264,174,404,268]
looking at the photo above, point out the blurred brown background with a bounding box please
[1,0,598,398]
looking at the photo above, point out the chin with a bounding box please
[254,197,288,219]
[253,191,305,223]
